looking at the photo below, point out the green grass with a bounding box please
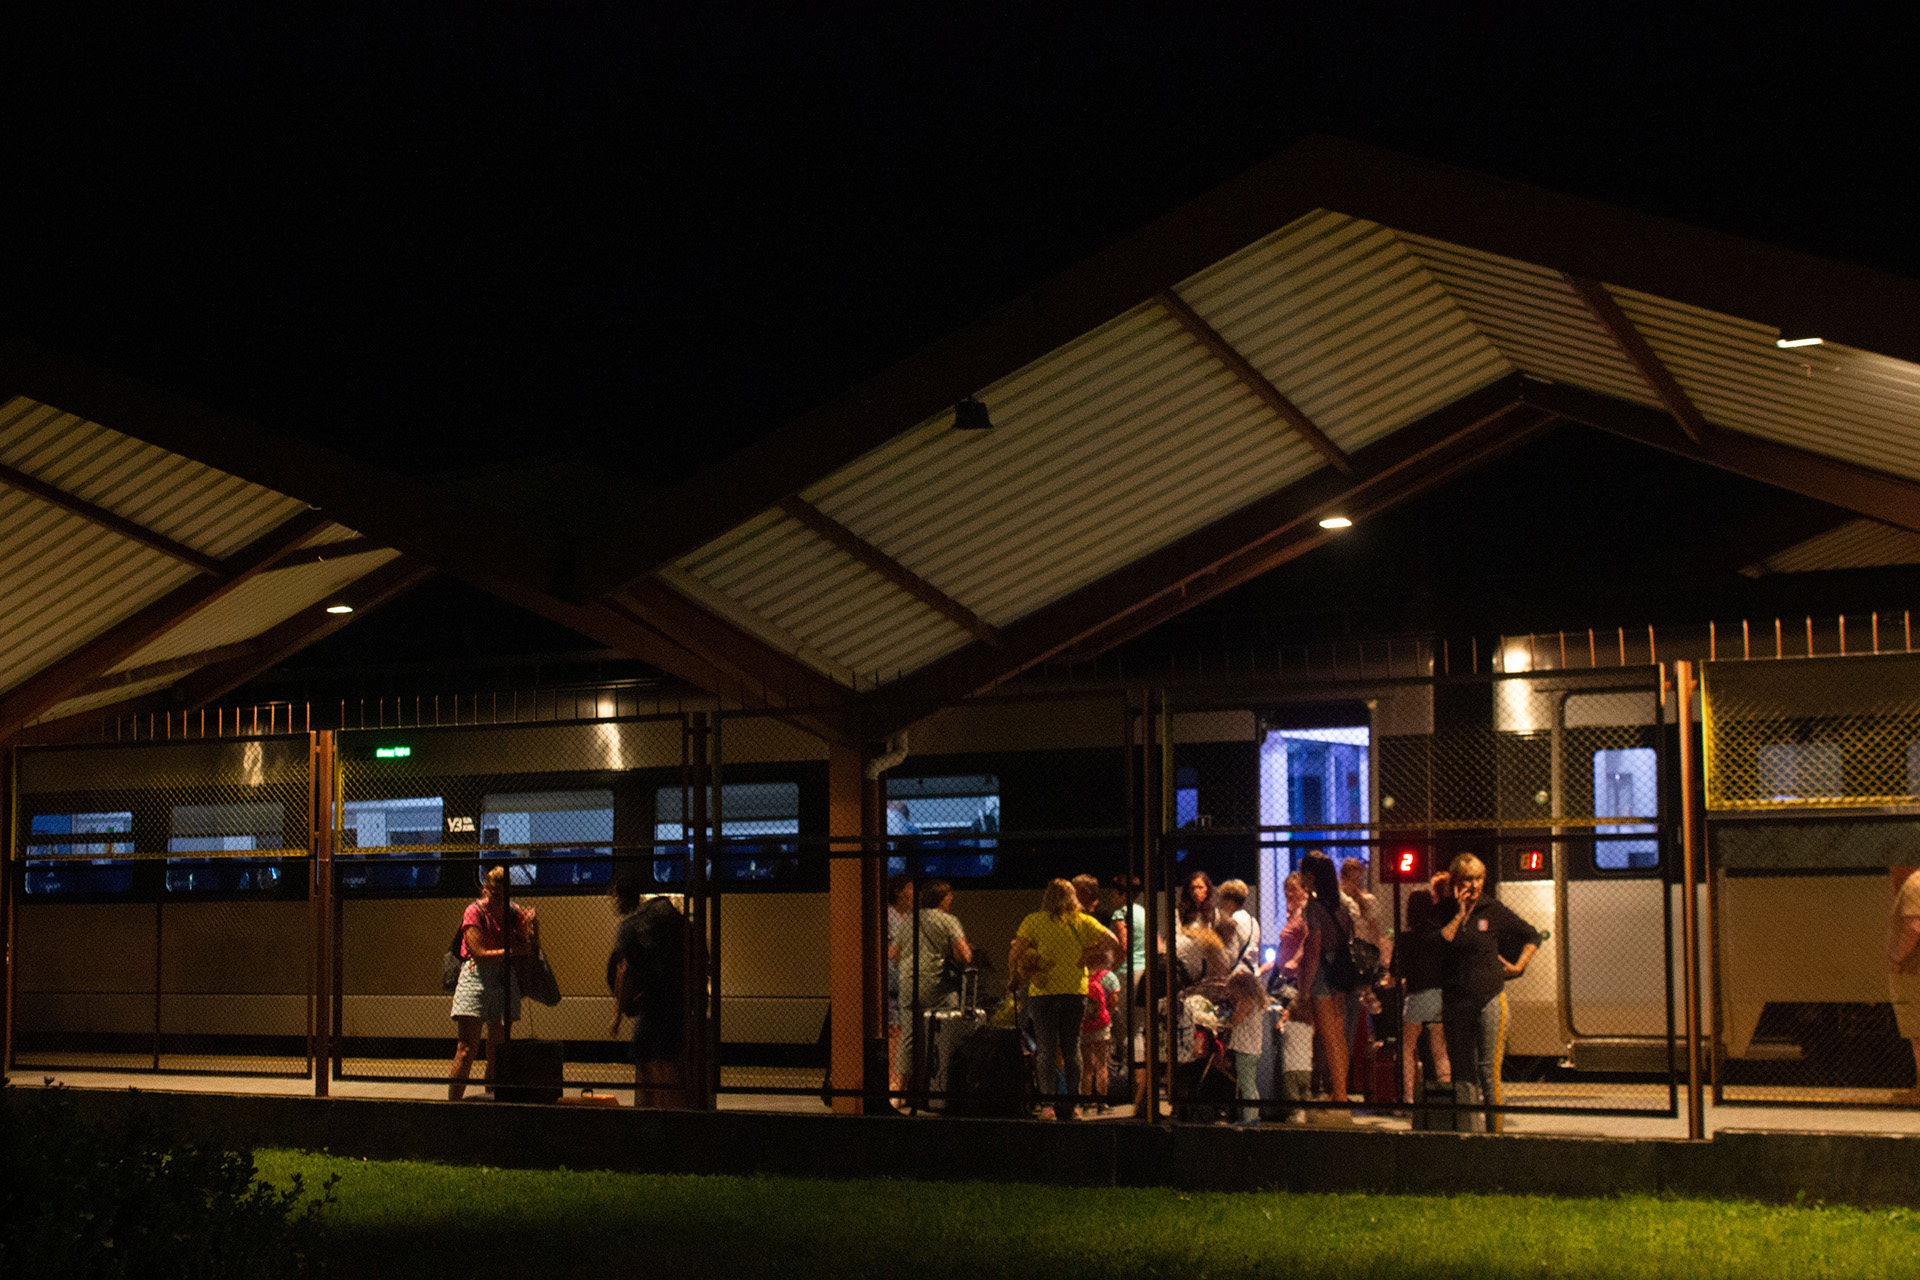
[255,1149,1920,1279]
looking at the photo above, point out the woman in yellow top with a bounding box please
[1010,878,1119,1120]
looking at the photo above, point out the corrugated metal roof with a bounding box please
[32,673,186,725]
[1,397,308,557]
[1751,518,1920,575]
[0,490,199,693]
[1608,288,1920,484]
[1177,211,1513,455]
[106,548,401,671]
[671,210,1523,682]
[671,509,972,680]
[0,393,411,724]
[1395,233,1660,408]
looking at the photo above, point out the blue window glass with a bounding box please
[341,796,444,889]
[885,775,998,878]
[25,811,134,894]
[167,802,289,891]
[1594,748,1659,869]
[482,790,614,887]
[655,782,801,882]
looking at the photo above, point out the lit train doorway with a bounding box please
[1257,717,1370,947]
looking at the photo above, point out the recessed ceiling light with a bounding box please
[1775,337,1824,349]
[325,604,354,614]
[1318,516,1353,529]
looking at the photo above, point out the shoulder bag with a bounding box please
[441,923,467,993]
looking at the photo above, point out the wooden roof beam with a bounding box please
[1564,273,1711,445]
[857,376,1538,736]
[1060,408,1559,661]
[1523,380,1920,536]
[1157,289,1354,476]
[263,535,386,570]
[776,496,1002,647]
[71,640,263,697]
[0,508,329,738]
[0,458,229,576]
[17,556,435,745]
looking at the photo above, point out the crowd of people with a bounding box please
[883,850,1540,1128]
[442,849,1538,1127]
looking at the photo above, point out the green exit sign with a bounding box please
[374,746,411,759]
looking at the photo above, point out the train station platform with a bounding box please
[17,1068,1920,1209]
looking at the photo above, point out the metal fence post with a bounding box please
[709,711,724,1108]
[688,712,711,1109]
[1154,689,1174,1123]
[1675,661,1706,1139]
[311,729,334,1097]
[2,745,15,1076]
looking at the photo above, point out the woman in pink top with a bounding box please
[448,865,541,1101]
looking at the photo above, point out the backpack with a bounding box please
[1321,904,1378,993]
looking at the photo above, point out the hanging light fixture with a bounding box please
[952,396,994,430]
[1318,515,1353,530]
[325,603,354,614]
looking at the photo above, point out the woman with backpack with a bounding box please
[1281,850,1356,1120]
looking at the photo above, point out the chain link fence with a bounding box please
[10,734,315,1078]
[1702,654,1920,1109]
[1161,671,1678,1127]
[7,673,1706,1128]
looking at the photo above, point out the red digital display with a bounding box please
[1520,849,1544,873]
[1379,847,1425,882]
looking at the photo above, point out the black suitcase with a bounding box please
[494,1038,564,1104]
[946,1026,1027,1118]
[923,1007,987,1110]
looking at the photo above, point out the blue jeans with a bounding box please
[1230,1047,1262,1124]
[1442,993,1505,1133]
[1027,993,1086,1118]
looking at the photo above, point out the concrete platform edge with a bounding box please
[26,1088,1920,1209]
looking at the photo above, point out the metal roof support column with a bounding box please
[826,743,867,1115]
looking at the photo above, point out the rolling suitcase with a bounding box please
[947,1026,1027,1117]
[494,1038,564,1104]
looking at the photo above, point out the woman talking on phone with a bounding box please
[1436,852,1540,1133]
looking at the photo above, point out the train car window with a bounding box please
[1757,741,1844,802]
[885,774,999,878]
[481,790,614,887]
[1175,767,1200,829]
[166,802,290,892]
[1593,748,1659,869]
[23,811,134,894]
[341,796,445,889]
[654,781,801,882]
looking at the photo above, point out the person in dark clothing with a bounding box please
[608,870,689,1108]
[1390,888,1452,1103]
[1433,853,1539,1133]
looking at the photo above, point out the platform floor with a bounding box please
[13,1062,1920,1138]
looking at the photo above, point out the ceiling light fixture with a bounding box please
[1318,516,1353,529]
[951,396,994,430]
[1775,336,1824,349]
[325,604,354,614]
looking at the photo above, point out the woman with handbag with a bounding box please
[448,865,540,1101]
[1283,850,1356,1121]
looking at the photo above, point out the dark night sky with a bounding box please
[5,6,1917,678]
